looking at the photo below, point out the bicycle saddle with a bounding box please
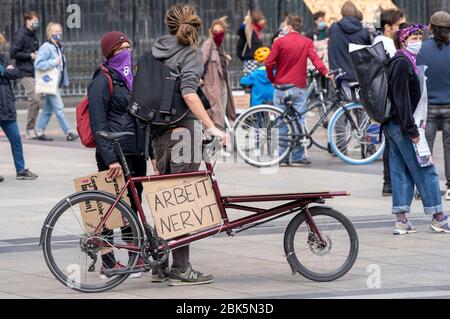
[96,131,135,141]
[275,84,296,91]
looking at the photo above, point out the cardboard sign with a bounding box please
[143,176,222,240]
[303,0,397,25]
[74,171,130,233]
[233,91,251,110]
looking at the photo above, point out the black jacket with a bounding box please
[328,16,371,81]
[88,65,149,166]
[0,54,21,121]
[236,25,263,61]
[10,26,39,77]
[389,55,421,139]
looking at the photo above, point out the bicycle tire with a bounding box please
[284,206,359,282]
[328,103,385,165]
[42,191,143,293]
[234,105,295,168]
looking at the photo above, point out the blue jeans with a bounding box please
[37,91,71,135]
[274,87,308,162]
[0,121,25,173]
[384,121,443,215]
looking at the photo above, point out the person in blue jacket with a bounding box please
[240,47,274,107]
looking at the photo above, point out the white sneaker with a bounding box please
[394,220,418,235]
[25,129,37,140]
[446,189,450,201]
[430,216,450,234]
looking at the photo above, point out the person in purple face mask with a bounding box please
[87,31,158,279]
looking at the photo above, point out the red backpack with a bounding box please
[76,66,113,148]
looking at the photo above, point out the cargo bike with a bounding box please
[40,132,359,293]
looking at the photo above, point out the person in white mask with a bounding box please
[384,24,450,236]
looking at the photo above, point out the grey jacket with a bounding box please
[152,35,203,96]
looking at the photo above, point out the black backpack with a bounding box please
[129,51,210,126]
[349,41,392,124]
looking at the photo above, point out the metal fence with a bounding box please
[0,0,449,98]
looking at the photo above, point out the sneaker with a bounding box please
[382,183,392,197]
[25,129,37,140]
[430,216,450,234]
[128,257,145,279]
[0,175,4,183]
[36,134,53,142]
[151,267,170,283]
[394,220,418,235]
[291,158,312,166]
[67,132,79,142]
[446,189,450,201]
[16,169,38,181]
[169,264,214,286]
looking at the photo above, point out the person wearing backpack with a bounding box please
[87,31,158,279]
[150,4,227,286]
[384,24,450,235]
[417,11,450,201]
[0,33,38,181]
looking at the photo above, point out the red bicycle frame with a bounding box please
[93,161,350,252]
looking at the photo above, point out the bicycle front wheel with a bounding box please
[41,191,143,293]
[328,103,385,165]
[284,206,359,282]
[234,105,295,167]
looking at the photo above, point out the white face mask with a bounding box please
[405,41,422,55]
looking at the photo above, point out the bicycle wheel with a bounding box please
[42,191,143,293]
[328,103,385,165]
[234,105,295,167]
[284,206,359,282]
[306,101,330,151]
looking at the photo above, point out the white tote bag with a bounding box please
[35,67,59,95]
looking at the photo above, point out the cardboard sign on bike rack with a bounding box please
[143,176,222,240]
[74,171,130,232]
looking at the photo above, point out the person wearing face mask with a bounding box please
[88,31,158,279]
[10,11,41,140]
[34,22,78,142]
[201,17,236,130]
[384,24,450,235]
[306,11,329,41]
[237,10,266,75]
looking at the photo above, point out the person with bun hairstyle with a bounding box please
[151,4,227,286]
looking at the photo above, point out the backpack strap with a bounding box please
[100,65,114,95]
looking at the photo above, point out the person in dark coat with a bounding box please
[88,31,157,278]
[236,10,266,75]
[10,10,41,139]
[328,1,372,82]
[0,33,38,181]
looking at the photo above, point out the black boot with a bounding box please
[382,183,392,197]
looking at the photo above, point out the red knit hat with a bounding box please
[101,31,130,59]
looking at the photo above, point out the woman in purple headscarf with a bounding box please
[87,32,158,278]
[385,24,450,235]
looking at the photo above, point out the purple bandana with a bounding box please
[107,49,133,91]
[395,24,427,75]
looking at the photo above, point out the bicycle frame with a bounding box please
[92,158,350,253]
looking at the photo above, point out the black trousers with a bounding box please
[96,153,147,267]
[383,138,391,185]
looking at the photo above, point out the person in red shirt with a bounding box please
[266,15,331,165]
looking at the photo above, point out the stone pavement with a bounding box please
[0,109,450,299]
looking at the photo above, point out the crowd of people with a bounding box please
[1,1,450,283]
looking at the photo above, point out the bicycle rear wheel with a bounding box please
[41,191,143,293]
[284,206,359,282]
[234,106,295,167]
[328,103,385,165]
